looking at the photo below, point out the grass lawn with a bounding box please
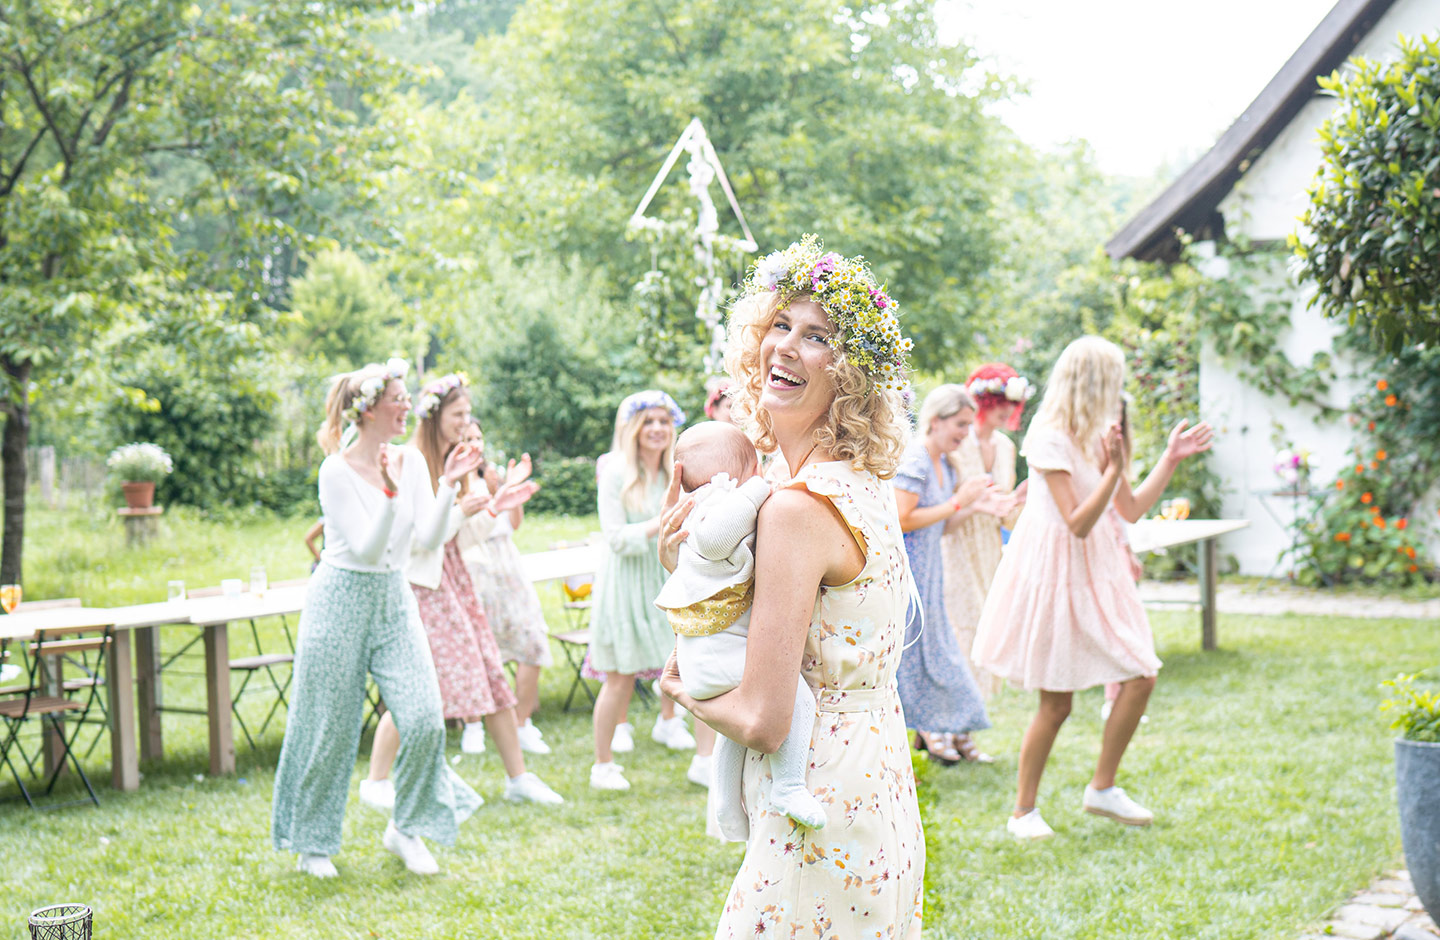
[2,505,1428,938]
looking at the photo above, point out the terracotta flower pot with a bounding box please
[121,481,156,510]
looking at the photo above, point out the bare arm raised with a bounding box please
[660,485,864,754]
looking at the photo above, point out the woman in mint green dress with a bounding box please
[588,390,693,792]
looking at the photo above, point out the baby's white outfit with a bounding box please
[655,472,826,840]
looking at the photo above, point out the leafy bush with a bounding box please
[1381,672,1440,743]
[526,456,598,517]
[1294,34,1440,350]
[1290,365,1436,585]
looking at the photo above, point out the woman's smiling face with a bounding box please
[758,298,837,432]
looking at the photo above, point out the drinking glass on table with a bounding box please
[250,565,267,598]
[0,583,21,614]
[167,580,187,603]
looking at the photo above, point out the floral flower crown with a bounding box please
[619,390,686,427]
[967,375,1035,403]
[415,372,470,421]
[342,358,409,425]
[742,234,911,393]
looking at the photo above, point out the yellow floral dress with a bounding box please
[717,461,924,940]
[940,430,1022,699]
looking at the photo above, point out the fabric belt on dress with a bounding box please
[815,686,898,713]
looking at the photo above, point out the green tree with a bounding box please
[466,0,1013,373]
[1293,34,1440,351]
[286,248,409,370]
[0,0,405,582]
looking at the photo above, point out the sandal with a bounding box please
[949,733,996,764]
[913,731,961,766]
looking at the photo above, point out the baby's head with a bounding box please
[674,422,759,492]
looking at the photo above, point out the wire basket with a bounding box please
[28,905,92,940]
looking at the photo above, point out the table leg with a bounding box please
[203,622,235,775]
[108,631,139,790]
[1199,537,1218,651]
[135,626,164,761]
[41,653,66,779]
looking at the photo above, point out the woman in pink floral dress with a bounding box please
[661,236,923,939]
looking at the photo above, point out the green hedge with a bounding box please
[527,456,598,517]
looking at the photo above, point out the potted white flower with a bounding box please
[106,442,174,509]
[1383,671,1440,922]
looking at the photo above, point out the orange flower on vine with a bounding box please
[1397,518,1409,530]
[1336,480,1345,490]
[1335,532,1352,542]
[1386,394,1398,407]
[1355,464,1365,474]
[1410,564,1420,573]
[1406,546,1417,559]
[1377,379,1389,391]
[1375,517,1388,529]
[1376,449,1388,461]
[1361,492,1373,504]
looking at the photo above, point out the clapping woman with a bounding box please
[272,360,483,879]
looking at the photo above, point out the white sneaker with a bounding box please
[358,778,394,813]
[503,771,565,805]
[686,754,712,788]
[516,719,551,755]
[611,722,635,753]
[382,820,439,875]
[461,721,487,754]
[1083,785,1154,826]
[297,853,338,878]
[653,716,696,750]
[589,761,631,791]
[1006,809,1055,841]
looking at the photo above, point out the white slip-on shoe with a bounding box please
[686,754,712,788]
[611,721,635,753]
[589,761,631,791]
[1083,785,1154,826]
[653,716,696,750]
[503,771,565,805]
[461,721,487,754]
[516,719,551,755]
[297,853,338,878]
[358,778,395,813]
[382,820,440,875]
[1006,809,1055,841]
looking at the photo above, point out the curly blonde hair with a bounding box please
[1028,336,1125,463]
[723,292,909,479]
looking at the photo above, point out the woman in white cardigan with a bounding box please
[360,374,562,816]
[272,361,486,879]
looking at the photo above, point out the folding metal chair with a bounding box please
[229,614,296,752]
[0,625,111,809]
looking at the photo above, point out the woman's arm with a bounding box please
[1044,463,1121,540]
[598,466,660,556]
[1112,420,1214,523]
[900,474,993,533]
[411,448,462,552]
[660,487,860,754]
[303,519,324,561]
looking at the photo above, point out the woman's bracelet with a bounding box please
[382,487,397,499]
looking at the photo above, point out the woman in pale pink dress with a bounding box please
[972,336,1212,841]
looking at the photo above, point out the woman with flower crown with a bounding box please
[940,363,1032,701]
[588,390,697,792]
[358,373,565,821]
[658,236,924,939]
[272,360,488,879]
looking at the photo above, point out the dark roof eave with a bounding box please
[1106,0,1401,262]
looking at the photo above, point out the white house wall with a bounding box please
[1202,0,1440,575]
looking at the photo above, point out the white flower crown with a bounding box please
[415,372,470,421]
[342,358,409,425]
[967,375,1034,403]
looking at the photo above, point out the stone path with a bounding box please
[1139,581,1440,620]
[1299,870,1436,940]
